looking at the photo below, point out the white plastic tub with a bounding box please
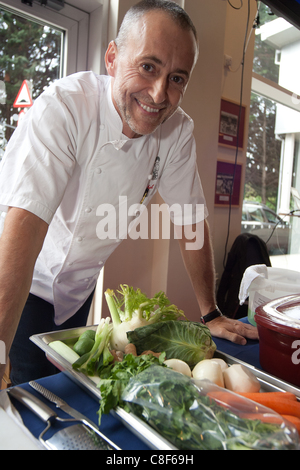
[240,266,300,326]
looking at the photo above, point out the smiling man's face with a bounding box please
[105,11,198,139]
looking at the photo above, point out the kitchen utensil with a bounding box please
[8,387,121,450]
[255,294,300,387]
[29,381,96,428]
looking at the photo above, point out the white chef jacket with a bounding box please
[0,72,208,324]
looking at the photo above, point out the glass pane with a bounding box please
[244,89,300,257]
[264,209,279,224]
[255,3,300,97]
[246,94,282,211]
[0,7,64,160]
[253,4,280,84]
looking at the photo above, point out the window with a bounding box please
[264,208,279,224]
[0,0,89,159]
[0,8,64,151]
[248,207,265,222]
[244,3,300,262]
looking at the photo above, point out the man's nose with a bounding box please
[149,77,168,104]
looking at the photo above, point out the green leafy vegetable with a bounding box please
[105,285,186,352]
[97,352,166,424]
[73,330,96,356]
[73,318,113,376]
[127,320,216,367]
[121,366,299,450]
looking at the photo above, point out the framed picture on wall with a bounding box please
[218,98,246,149]
[215,160,242,207]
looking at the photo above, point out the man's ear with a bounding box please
[105,41,118,77]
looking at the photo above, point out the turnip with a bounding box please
[223,364,261,393]
[211,358,228,372]
[164,359,192,377]
[192,359,225,387]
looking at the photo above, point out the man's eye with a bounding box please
[142,64,155,73]
[171,76,184,85]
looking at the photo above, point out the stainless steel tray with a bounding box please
[31,326,300,450]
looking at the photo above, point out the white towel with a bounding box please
[239,264,268,305]
[0,390,43,450]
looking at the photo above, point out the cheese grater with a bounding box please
[9,387,121,451]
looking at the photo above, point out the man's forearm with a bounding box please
[176,219,259,344]
[0,208,48,377]
[176,219,216,317]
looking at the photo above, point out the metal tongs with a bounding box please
[9,387,121,450]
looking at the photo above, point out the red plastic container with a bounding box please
[255,295,300,388]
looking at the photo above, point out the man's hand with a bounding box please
[206,315,259,345]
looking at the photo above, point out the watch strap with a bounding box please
[201,307,223,324]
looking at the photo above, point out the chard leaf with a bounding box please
[127,320,216,367]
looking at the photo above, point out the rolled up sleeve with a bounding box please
[0,90,76,224]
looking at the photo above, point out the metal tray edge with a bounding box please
[30,326,300,449]
[30,329,177,451]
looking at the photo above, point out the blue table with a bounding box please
[11,318,261,450]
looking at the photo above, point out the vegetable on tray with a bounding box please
[45,283,300,449]
[127,320,216,367]
[105,285,186,352]
[121,366,300,450]
[97,352,166,424]
[72,318,113,376]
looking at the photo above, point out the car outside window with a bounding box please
[264,209,279,224]
[248,207,265,223]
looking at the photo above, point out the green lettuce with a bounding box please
[127,320,216,367]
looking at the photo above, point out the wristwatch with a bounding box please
[201,307,223,324]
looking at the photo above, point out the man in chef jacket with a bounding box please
[0,0,258,385]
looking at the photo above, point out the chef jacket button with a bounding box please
[56,278,61,284]
[100,124,105,130]
[94,167,102,174]
[99,261,104,266]
[84,278,90,283]
[85,207,92,214]
[76,236,83,243]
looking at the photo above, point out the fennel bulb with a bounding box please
[105,285,186,352]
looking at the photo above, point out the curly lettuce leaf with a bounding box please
[127,320,216,367]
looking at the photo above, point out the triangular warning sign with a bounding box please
[13,80,33,108]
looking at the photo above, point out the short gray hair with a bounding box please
[115,0,198,54]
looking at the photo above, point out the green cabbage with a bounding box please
[127,320,216,367]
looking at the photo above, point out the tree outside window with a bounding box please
[0,8,63,159]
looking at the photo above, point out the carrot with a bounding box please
[239,413,284,425]
[238,392,298,402]
[236,394,300,418]
[207,391,255,413]
[282,415,300,435]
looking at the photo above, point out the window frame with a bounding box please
[0,0,89,76]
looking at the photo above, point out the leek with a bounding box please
[49,340,80,365]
